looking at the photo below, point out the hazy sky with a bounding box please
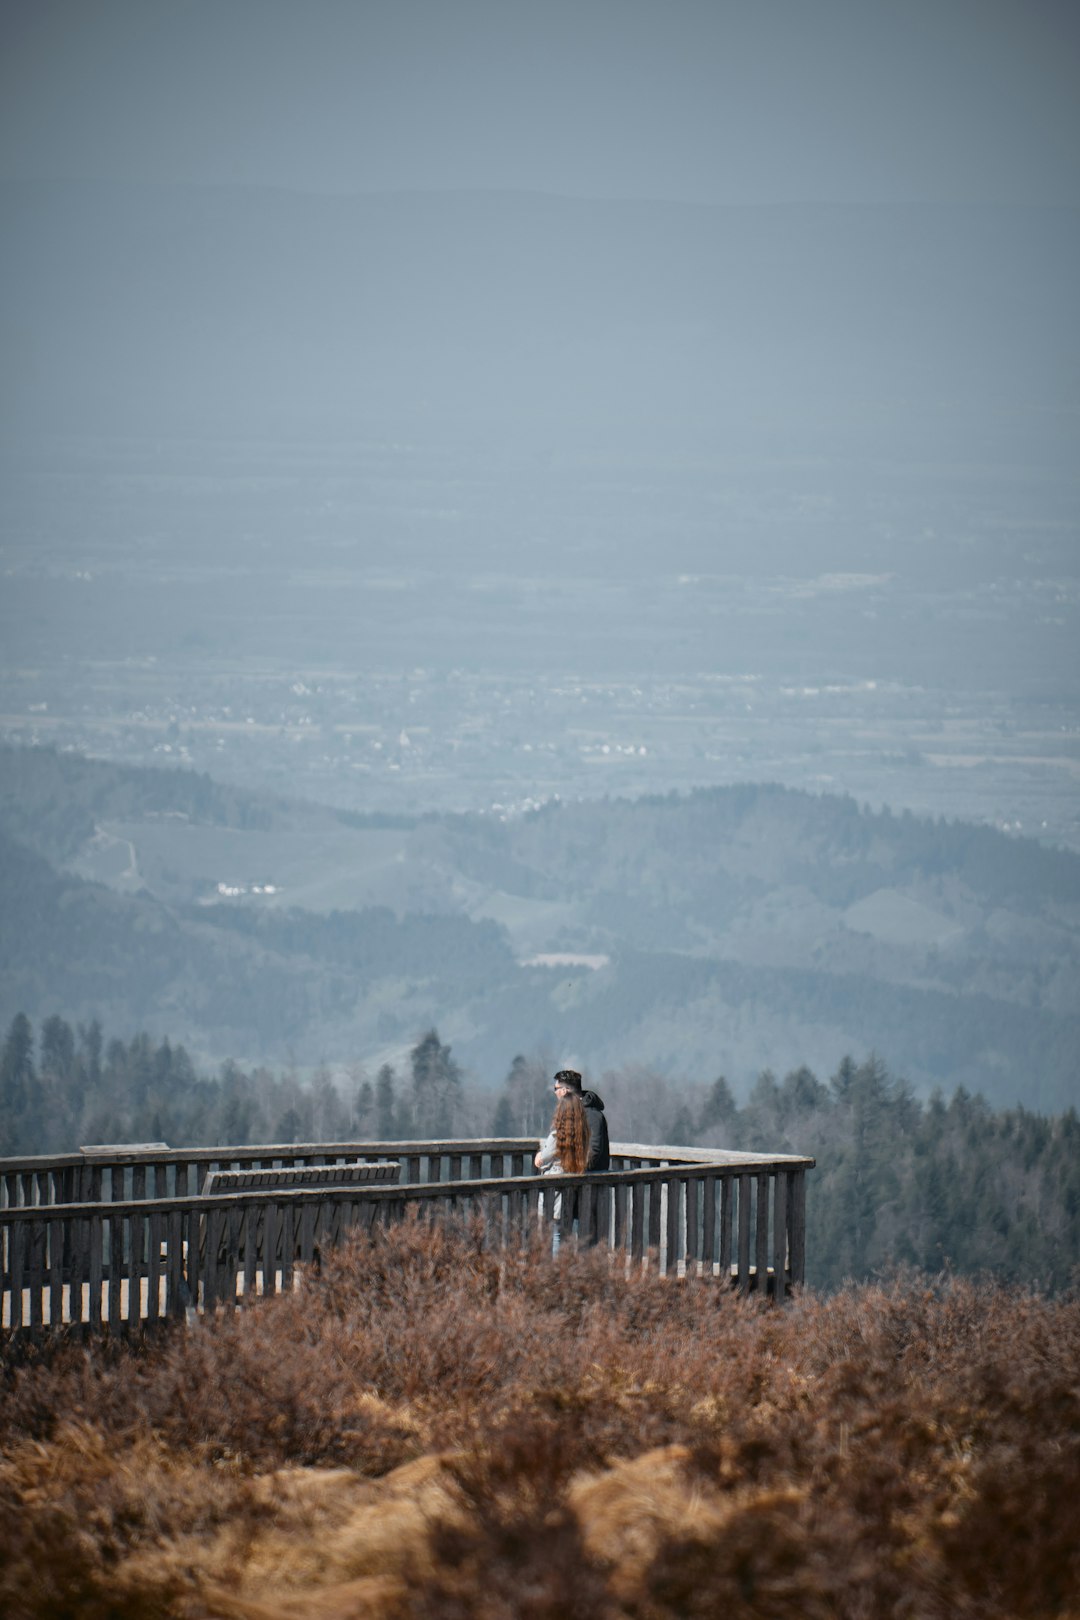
[2,0,1078,205]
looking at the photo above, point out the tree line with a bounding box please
[3,1012,1078,1292]
[0,1013,465,1158]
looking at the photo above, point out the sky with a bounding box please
[2,0,1078,206]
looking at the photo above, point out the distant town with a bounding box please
[2,654,1078,851]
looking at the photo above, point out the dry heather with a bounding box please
[2,1216,1079,1618]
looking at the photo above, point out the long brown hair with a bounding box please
[553,1094,590,1176]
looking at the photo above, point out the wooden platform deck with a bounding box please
[2,1139,815,1339]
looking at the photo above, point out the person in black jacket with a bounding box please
[549,1068,610,1172]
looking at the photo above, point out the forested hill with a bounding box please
[1,745,1078,1107]
[0,744,279,864]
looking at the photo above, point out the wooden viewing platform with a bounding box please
[1,1138,815,1340]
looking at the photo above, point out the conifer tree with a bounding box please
[1,1013,43,1150]
[274,1105,302,1144]
[497,1053,551,1135]
[40,1015,75,1083]
[375,1063,398,1139]
[698,1074,737,1133]
[409,1029,462,1135]
[77,1019,103,1090]
[354,1078,375,1135]
[492,1094,515,1137]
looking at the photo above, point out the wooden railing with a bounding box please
[2,1139,815,1339]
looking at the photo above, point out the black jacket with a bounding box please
[581,1089,611,1172]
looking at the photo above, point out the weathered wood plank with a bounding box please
[88,1218,103,1329]
[329,1195,346,1250]
[312,1195,328,1261]
[773,1171,788,1304]
[8,1218,25,1329]
[719,1176,732,1281]
[166,1208,185,1318]
[108,1215,124,1332]
[130,1170,145,1282]
[558,1185,575,1246]
[203,1208,222,1309]
[524,1182,541,1240]
[702,1174,716,1274]
[648,1177,663,1255]
[29,1218,45,1330]
[665,1178,681,1277]
[593,1182,611,1248]
[790,1168,807,1286]
[243,1205,258,1302]
[263,1203,279,1297]
[686,1177,700,1275]
[300,1200,316,1268]
[281,1200,296,1287]
[755,1173,770,1294]
[579,1182,597,1245]
[613,1182,627,1254]
[505,1184,523,1241]
[223,1204,241,1308]
[631,1180,645,1262]
[70,1215,89,1325]
[49,1216,64,1327]
[185,1208,201,1312]
[147,1210,162,1322]
[737,1174,751,1294]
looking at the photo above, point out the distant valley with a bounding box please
[1,744,1077,1111]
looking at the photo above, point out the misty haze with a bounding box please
[2,178,1078,1105]
[1,3,1078,1120]
[4,7,1080,1613]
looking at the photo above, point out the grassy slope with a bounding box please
[2,1220,1078,1619]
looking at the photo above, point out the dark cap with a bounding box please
[553,1069,583,1093]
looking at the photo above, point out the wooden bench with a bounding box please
[197,1161,402,1298]
[202,1162,400,1195]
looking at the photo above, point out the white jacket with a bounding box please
[537,1129,564,1175]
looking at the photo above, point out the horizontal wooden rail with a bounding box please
[1,1144,814,1340]
[1,1139,814,1211]
[2,1140,550,1210]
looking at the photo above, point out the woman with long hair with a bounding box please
[535,1083,591,1248]
[542,1093,591,1176]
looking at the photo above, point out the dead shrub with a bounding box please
[401,1422,615,1620]
[2,1223,1079,1619]
[0,1421,263,1620]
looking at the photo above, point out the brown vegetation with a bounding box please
[2,1216,1079,1618]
